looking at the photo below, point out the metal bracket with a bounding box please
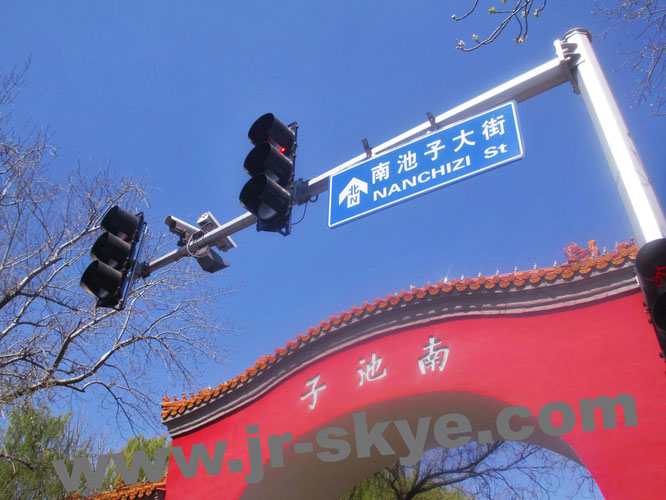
[554,38,581,94]
[361,138,372,158]
[426,111,438,130]
[293,178,308,205]
[122,218,147,300]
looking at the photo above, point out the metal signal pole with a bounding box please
[562,28,666,246]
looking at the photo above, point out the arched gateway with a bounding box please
[152,241,664,499]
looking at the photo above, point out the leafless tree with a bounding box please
[451,1,665,115]
[0,66,235,432]
[593,0,665,114]
[343,441,599,500]
[451,0,547,50]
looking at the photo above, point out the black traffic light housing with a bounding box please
[239,113,298,236]
[80,206,146,310]
[635,237,666,357]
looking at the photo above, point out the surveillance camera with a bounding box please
[197,211,221,233]
[196,211,237,252]
[164,215,202,246]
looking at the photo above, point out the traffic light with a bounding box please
[80,206,146,309]
[239,113,298,236]
[635,237,666,353]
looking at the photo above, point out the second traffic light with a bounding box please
[239,113,298,236]
[636,238,666,330]
[635,237,666,356]
[80,206,146,309]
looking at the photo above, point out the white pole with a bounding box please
[564,28,666,246]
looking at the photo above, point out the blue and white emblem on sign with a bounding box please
[339,178,368,208]
[328,101,525,228]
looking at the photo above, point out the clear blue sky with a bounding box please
[2,2,664,496]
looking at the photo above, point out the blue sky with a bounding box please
[2,1,664,496]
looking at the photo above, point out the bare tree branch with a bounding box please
[594,0,665,114]
[452,0,547,50]
[0,452,34,471]
[450,0,664,115]
[343,441,599,499]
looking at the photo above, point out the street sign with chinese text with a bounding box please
[328,101,524,227]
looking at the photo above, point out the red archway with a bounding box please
[160,243,666,499]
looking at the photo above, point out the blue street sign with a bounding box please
[328,101,524,228]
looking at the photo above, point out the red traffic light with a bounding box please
[243,142,293,183]
[248,113,296,153]
[241,114,298,236]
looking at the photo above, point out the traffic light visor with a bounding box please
[101,206,142,241]
[248,113,295,152]
[243,142,293,182]
[91,232,132,267]
[239,174,291,220]
[80,260,123,303]
[635,238,666,279]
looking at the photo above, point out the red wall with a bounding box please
[165,292,666,499]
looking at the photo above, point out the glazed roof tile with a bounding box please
[160,240,638,420]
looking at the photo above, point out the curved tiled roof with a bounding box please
[70,479,166,500]
[161,240,639,420]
